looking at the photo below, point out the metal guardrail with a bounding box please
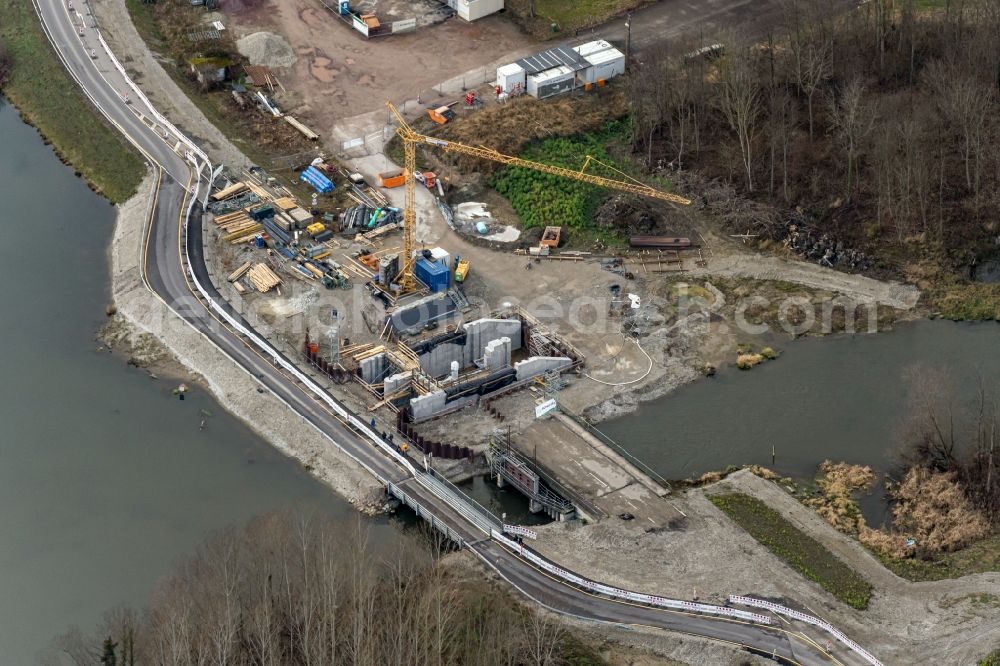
[729,596,883,666]
[388,482,464,545]
[492,530,772,625]
[426,467,502,529]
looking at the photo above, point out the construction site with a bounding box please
[174,0,917,542]
[197,73,712,528]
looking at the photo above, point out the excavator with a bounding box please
[384,101,691,293]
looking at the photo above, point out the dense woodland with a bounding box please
[52,515,604,666]
[627,0,1000,277]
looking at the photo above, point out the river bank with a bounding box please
[0,0,142,202]
[104,172,386,513]
[0,103,373,663]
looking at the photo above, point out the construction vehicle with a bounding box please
[427,104,457,125]
[384,101,691,293]
[454,256,471,283]
[414,171,437,189]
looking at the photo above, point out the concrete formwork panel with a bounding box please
[514,356,572,381]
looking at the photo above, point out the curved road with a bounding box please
[35,2,868,664]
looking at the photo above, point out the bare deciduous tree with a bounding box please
[790,33,832,140]
[924,59,995,198]
[60,512,598,666]
[827,77,875,202]
[715,44,763,191]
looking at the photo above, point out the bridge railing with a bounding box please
[388,482,465,546]
[729,596,883,666]
[426,467,502,530]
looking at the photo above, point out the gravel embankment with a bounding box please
[108,173,384,512]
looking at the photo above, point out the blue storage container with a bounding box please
[415,258,449,293]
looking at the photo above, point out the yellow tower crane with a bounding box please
[384,101,691,293]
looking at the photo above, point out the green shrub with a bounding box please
[492,124,628,230]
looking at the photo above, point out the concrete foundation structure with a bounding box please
[410,389,447,421]
[360,353,388,383]
[483,336,511,370]
[384,371,412,395]
[515,356,572,381]
[353,307,585,424]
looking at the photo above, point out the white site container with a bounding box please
[429,247,451,269]
[526,65,576,99]
[458,0,504,21]
[574,39,615,59]
[496,63,526,93]
[573,40,625,85]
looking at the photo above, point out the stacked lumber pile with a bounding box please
[352,345,385,362]
[247,263,282,293]
[211,181,247,201]
[228,261,252,282]
[358,222,398,242]
[214,210,262,244]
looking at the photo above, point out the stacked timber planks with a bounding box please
[211,181,247,201]
[359,222,398,242]
[224,224,263,242]
[248,263,282,293]
[228,261,252,282]
[353,345,385,362]
[213,210,263,243]
[245,181,271,201]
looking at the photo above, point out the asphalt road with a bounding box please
[594,0,863,55]
[33,1,865,663]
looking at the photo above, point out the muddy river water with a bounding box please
[601,318,1000,522]
[0,101,543,663]
[0,103,371,663]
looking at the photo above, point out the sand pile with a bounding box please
[236,31,298,68]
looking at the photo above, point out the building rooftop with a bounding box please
[515,45,588,75]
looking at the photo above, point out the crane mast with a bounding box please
[384,101,690,293]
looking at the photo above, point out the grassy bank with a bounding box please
[709,492,873,610]
[980,648,1000,666]
[0,0,143,203]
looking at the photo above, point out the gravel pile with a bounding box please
[236,31,298,68]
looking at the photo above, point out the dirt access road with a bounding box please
[222,0,535,122]
[223,0,863,141]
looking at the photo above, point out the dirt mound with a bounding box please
[237,31,298,68]
[594,195,662,233]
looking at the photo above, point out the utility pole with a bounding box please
[625,13,632,72]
